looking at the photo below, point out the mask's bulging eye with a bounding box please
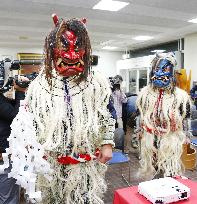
[61,41,68,49]
[61,36,69,48]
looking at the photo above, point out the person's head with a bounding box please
[150,52,177,90]
[114,75,123,85]
[112,75,123,91]
[44,14,92,83]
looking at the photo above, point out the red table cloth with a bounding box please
[113,178,197,204]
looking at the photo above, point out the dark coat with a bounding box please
[0,91,25,152]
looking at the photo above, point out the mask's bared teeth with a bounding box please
[57,58,62,66]
[79,59,84,65]
[76,62,80,67]
[61,62,64,67]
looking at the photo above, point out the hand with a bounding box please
[14,76,29,92]
[97,144,113,164]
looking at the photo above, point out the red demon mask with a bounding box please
[44,15,91,81]
[53,30,85,77]
[51,15,89,77]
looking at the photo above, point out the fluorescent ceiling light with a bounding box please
[151,50,166,53]
[102,46,118,50]
[188,18,197,23]
[93,0,129,11]
[133,36,153,41]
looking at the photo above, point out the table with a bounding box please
[113,178,197,204]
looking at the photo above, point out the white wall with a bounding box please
[0,48,43,60]
[184,33,197,83]
[92,50,123,78]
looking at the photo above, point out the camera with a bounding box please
[109,75,123,86]
[0,58,38,93]
[109,77,115,87]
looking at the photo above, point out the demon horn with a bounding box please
[81,18,87,24]
[52,13,59,26]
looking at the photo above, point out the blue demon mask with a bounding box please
[151,58,174,88]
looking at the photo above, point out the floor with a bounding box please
[20,142,197,204]
[103,147,197,204]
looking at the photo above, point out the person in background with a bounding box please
[0,75,29,204]
[107,95,117,121]
[112,75,127,129]
[190,81,197,110]
[125,93,139,151]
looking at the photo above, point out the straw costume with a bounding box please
[136,53,191,178]
[3,15,115,204]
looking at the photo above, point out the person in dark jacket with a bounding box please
[0,76,28,204]
[124,94,139,151]
[190,81,197,110]
[107,95,117,121]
